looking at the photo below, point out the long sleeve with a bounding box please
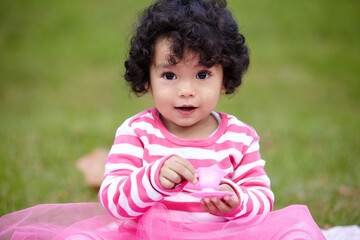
[98,120,183,220]
[98,109,274,222]
[221,126,274,220]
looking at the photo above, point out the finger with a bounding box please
[202,197,219,214]
[159,177,175,189]
[223,195,240,209]
[200,199,209,212]
[211,197,232,213]
[217,184,234,193]
[165,156,196,173]
[174,158,197,176]
[169,160,197,184]
[162,169,182,184]
[217,184,239,208]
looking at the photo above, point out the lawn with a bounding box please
[0,0,359,227]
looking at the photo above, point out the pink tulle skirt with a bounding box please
[0,202,325,240]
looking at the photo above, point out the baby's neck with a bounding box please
[160,113,220,140]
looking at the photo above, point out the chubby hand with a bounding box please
[159,156,198,189]
[200,184,239,216]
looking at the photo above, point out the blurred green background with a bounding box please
[0,0,359,227]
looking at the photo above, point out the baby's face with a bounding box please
[148,38,225,137]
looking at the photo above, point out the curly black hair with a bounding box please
[124,0,249,95]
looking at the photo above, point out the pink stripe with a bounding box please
[163,200,203,212]
[128,109,258,147]
[134,128,252,153]
[242,181,269,189]
[239,188,254,218]
[104,169,133,178]
[268,196,274,211]
[131,129,174,147]
[99,184,124,219]
[238,186,273,218]
[106,154,143,167]
[186,159,218,169]
[227,124,258,139]
[243,190,264,216]
[217,158,234,170]
[113,179,132,218]
[133,118,158,131]
[240,151,261,165]
[113,135,144,147]
[136,167,160,203]
[128,109,153,126]
[142,148,163,164]
[122,170,153,213]
[229,155,237,167]
[141,154,232,168]
[253,191,265,215]
[251,187,274,213]
[99,185,110,212]
[233,167,266,183]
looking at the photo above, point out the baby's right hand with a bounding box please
[159,156,198,189]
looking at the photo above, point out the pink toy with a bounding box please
[191,165,234,199]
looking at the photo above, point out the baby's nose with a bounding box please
[177,80,196,97]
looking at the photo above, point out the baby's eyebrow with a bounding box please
[153,63,172,70]
[152,61,206,70]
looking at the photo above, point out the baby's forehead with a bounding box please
[152,37,202,65]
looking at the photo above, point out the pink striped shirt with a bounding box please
[99,108,274,222]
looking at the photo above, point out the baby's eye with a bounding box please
[163,72,177,80]
[196,71,210,79]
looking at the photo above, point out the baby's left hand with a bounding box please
[200,184,239,216]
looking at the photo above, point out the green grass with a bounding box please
[0,0,359,227]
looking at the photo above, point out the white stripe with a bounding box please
[115,120,136,137]
[252,186,274,201]
[253,188,271,214]
[245,140,259,153]
[140,111,154,120]
[109,144,144,158]
[100,175,126,192]
[132,121,165,138]
[221,178,247,216]
[227,116,242,125]
[247,189,260,217]
[99,176,126,204]
[129,169,155,208]
[117,181,143,217]
[217,132,254,145]
[150,160,169,195]
[133,121,255,146]
[105,163,138,174]
[233,160,265,180]
[227,117,256,133]
[106,178,123,219]
[142,164,164,201]
[236,175,271,186]
[250,188,272,223]
[146,144,244,161]
[235,194,248,218]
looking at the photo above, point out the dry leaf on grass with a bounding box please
[76,148,108,190]
[337,185,360,197]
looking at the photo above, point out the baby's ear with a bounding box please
[145,82,152,94]
[220,84,226,93]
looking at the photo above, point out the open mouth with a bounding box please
[175,106,197,111]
